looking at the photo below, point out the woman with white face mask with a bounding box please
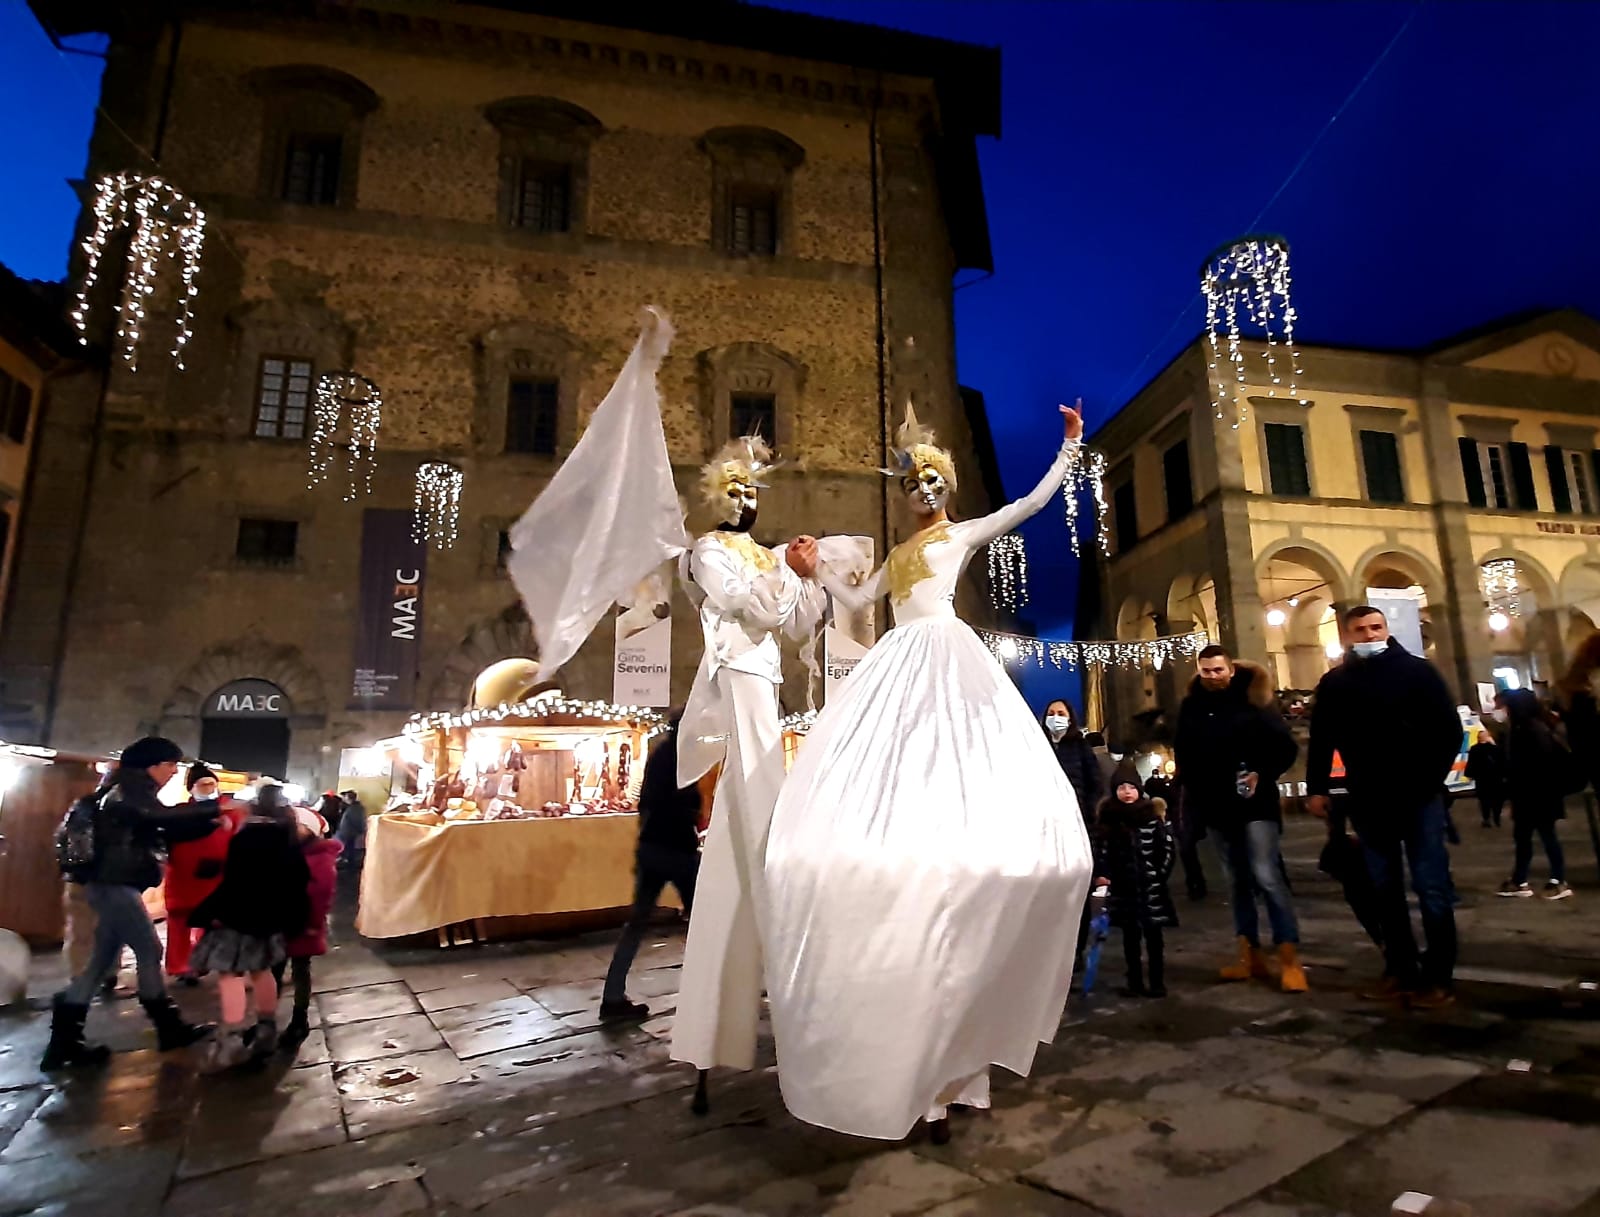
[1042,699,1102,818]
[763,401,1094,1145]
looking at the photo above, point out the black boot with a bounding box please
[280,1008,311,1051]
[140,996,211,1052]
[40,996,111,1070]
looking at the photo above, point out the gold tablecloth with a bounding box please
[356,812,669,938]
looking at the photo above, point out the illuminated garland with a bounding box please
[1061,447,1110,556]
[71,172,206,371]
[308,372,383,500]
[980,627,1210,671]
[1201,235,1304,427]
[404,693,665,738]
[413,461,464,549]
[985,533,1028,612]
[1481,559,1522,632]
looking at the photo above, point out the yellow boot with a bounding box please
[1219,937,1267,981]
[1278,943,1309,993]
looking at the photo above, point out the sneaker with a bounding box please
[598,998,649,1023]
[1543,881,1574,901]
[1498,881,1534,898]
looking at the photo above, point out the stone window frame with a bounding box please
[250,354,315,440]
[246,65,381,209]
[483,97,603,236]
[699,127,806,259]
[219,499,314,574]
[1250,398,1318,498]
[1149,410,1192,523]
[1343,403,1415,505]
[473,322,588,462]
[697,342,807,456]
[225,300,352,442]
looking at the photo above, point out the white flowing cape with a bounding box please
[507,308,689,681]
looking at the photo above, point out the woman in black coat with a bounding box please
[1042,698,1102,822]
[1093,764,1177,997]
[1498,689,1571,900]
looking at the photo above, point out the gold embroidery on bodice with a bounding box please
[885,523,951,604]
[710,530,778,573]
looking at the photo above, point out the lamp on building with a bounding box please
[1266,607,1288,627]
[1488,610,1511,633]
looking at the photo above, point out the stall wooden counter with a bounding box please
[355,695,690,941]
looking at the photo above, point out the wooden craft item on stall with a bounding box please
[515,749,574,809]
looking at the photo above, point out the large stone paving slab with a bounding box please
[430,994,571,1058]
[317,981,421,1026]
[1022,1095,1360,1217]
[919,1183,1105,1217]
[666,1148,986,1216]
[1026,1033,1321,1110]
[324,1012,446,1063]
[178,1063,347,1178]
[1231,1046,1483,1128]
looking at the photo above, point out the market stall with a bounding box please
[356,690,678,941]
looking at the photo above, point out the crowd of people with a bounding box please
[43,746,363,1073]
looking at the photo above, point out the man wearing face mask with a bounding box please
[1306,605,1463,1009]
[672,435,826,1084]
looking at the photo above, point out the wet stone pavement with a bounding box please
[5,816,1600,1217]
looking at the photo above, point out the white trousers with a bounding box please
[670,670,784,1072]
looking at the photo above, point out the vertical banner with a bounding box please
[614,615,672,706]
[350,508,427,711]
[817,535,876,700]
[1364,586,1425,657]
[824,626,870,696]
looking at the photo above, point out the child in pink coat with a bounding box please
[273,808,342,1050]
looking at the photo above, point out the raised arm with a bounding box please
[959,440,1081,550]
[691,539,787,633]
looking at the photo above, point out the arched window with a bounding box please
[699,127,805,258]
[483,97,603,235]
[247,65,381,208]
[698,342,806,453]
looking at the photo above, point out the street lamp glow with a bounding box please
[1266,607,1288,627]
[997,637,1020,661]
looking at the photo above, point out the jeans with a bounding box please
[1512,817,1565,884]
[63,883,166,1004]
[1210,821,1300,946]
[335,806,367,864]
[603,843,700,1003]
[1360,796,1457,990]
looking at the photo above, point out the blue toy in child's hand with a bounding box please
[1081,883,1111,997]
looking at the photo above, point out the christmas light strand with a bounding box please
[1201,235,1304,428]
[980,627,1210,671]
[71,173,206,371]
[1061,447,1111,556]
[413,461,464,549]
[404,693,665,738]
[308,371,384,500]
[985,533,1029,612]
[1481,559,1522,619]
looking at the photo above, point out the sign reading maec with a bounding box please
[207,679,292,718]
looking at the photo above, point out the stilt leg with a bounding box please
[928,1117,951,1145]
[691,1068,710,1116]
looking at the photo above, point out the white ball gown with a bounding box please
[762,440,1093,1141]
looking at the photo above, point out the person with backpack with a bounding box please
[43,737,221,1070]
[187,786,311,1070]
[1497,689,1575,900]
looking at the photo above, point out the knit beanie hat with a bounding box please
[185,762,217,791]
[1110,762,1145,797]
[119,736,184,771]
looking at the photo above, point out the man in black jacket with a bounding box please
[1307,605,1463,1008]
[601,712,703,1022]
[1175,646,1304,991]
[43,737,220,1070]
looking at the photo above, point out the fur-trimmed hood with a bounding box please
[1186,658,1275,708]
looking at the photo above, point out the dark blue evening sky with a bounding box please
[6,0,1600,708]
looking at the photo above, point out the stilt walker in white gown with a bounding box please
[763,402,1095,1142]
[672,437,825,1089]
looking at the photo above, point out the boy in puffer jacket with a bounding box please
[1093,764,1178,998]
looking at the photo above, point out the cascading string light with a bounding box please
[1059,443,1111,556]
[981,627,1211,671]
[70,172,207,371]
[308,372,384,501]
[985,533,1029,612]
[1200,235,1304,429]
[413,461,465,549]
[1481,559,1522,631]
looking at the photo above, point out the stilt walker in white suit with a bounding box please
[673,437,824,1107]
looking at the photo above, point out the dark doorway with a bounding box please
[199,717,291,779]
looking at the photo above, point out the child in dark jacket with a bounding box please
[273,808,342,1051]
[1093,764,1178,997]
[189,789,311,1070]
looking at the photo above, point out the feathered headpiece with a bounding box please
[881,401,957,492]
[699,434,779,509]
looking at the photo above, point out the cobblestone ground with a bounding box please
[4,813,1600,1217]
